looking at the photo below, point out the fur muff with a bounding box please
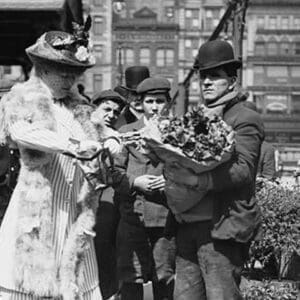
[0,78,104,299]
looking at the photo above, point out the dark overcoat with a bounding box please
[113,118,169,227]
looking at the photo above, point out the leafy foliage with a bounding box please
[243,280,299,300]
[248,179,300,279]
[158,105,234,162]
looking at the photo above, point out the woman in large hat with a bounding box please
[0,22,119,300]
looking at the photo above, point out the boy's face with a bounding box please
[199,67,235,105]
[142,93,168,119]
[92,100,122,128]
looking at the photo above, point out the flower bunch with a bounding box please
[157,105,234,163]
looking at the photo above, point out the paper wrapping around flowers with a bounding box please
[144,136,233,174]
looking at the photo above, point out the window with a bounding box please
[166,49,174,66]
[94,16,105,35]
[266,66,288,77]
[185,39,192,47]
[139,48,150,65]
[291,66,300,77]
[294,17,300,29]
[294,42,300,55]
[268,16,277,29]
[93,0,103,6]
[279,42,290,55]
[191,81,198,91]
[93,44,103,62]
[185,9,192,18]
[254,42,265,56]
[185,9,199,29]
[281,16,289,29]
[291,94,300,113]
[267,42,278,56]
[156,49,164,67]
[93,74,103,92]
[257,16,265,29]
[165,7,174,19]
[156,49,174,67]
[205,9,220,31]
[124,48,134,65]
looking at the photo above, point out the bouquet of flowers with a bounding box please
[141,105,235,174]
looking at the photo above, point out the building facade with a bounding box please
[111,0,179,94]
[82,0,112,97]
[245,0,300,175]
[177,0,225,105]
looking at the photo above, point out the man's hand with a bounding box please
[133,174,165,194]
[103,137,122,157]
[148,175,165,191]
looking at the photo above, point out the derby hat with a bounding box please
[26,31,95,70]
[92,89,126,108]
[123,66,150,91]
[137,77,170,95]
[193,40,241,71]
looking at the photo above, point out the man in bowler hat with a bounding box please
[113,77,174,300]
[114,66,150,129]
[163,40,264,299]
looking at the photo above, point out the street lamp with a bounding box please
[112,0,126,14]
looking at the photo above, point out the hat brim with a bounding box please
[26,33,95,70]
[194,59,242,71]
[27,51,95,70]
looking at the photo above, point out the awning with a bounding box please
[0,0,65,11]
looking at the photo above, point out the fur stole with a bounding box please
[0,78,102,299]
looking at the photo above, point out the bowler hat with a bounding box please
[92,89,126,108]
[124,66,150,91]
[194,40,241,71]
[137,77,170,95]
[26,31,95,70]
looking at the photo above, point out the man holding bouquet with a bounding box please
[163,40,264,299]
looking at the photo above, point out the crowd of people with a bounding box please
[0,24,277,300]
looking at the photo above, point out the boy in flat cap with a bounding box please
[91,89,126,299]
[113,77,174,300]
[163,40,264,299]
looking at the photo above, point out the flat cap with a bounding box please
[136,77,170,95]
[92,89,126,107]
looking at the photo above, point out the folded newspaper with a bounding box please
[141,105,235,174]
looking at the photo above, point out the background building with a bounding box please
[82,0,112,97]
[111,0,179,94]
[245,0,300,176]
[178,0,225,105]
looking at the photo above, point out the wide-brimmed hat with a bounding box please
[137,77,170,95]
[193,40,241,71]
[123,66,150,91]
[26,30,95,70]
[92,89,126,108]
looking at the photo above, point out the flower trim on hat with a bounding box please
[50,16,94,64]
